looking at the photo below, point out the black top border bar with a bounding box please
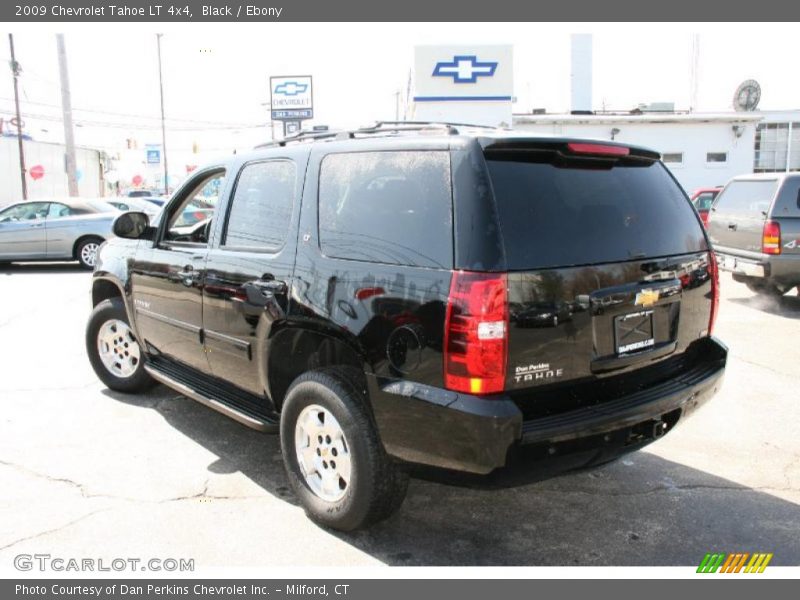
[2,0,800,22]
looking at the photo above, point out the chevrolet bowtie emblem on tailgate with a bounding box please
[635,289,660,307]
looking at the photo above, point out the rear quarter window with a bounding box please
[318,151,453,269]
[714,180,778,216]
[771,177,800,217]
[485,153,707,270]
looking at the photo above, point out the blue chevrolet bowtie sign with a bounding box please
[274,81,309,96]
[432,55,498,83]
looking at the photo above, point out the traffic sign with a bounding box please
[29,164,45,180]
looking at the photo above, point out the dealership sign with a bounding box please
[413,45,513,127]
[270,75,313,121]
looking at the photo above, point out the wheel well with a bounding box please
[72,235,104,259]
[268,329,366,412]
[92,279,123,307]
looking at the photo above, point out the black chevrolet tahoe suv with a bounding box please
[86,122,727,531]
[708,172,800,296]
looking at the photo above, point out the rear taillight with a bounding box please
[444,271,508,395]
[708,251,720,336]
[762,220,781,255]
[700,211,710,227]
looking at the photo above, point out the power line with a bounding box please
[0,96,264,128]
[0,109,267,131]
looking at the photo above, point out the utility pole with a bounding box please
[689,34,700,113]
[156,34,169,196]
[56,34,79,196]
[8,34,27,200]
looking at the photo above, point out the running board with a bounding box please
[144,362,279,433]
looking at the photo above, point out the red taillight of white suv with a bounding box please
[444,271,508,395]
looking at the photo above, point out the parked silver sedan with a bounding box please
[0,198,120,269]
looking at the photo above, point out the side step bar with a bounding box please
[144,364,279,433]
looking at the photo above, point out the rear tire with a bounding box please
[86,298,155,393]
[280,368,408,531]
[76,237,103,269]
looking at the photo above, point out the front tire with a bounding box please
[280,368,408,531]
[86,298,155,393]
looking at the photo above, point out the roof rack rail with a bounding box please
[253,120,502,149]
[254,129,345,149]
[368,120,500,131]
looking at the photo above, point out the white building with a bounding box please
[512,110,800,194]
[0,137,104,207]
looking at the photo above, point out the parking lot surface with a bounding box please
[0,263,798,567]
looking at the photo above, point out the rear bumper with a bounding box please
[715,247,800,287]
[369,337,727,475]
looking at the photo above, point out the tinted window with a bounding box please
[486,156,707,270]
[318,151,452,269]
[714,180,778,216]
[225,161,296,250]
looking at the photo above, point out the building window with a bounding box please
[754,122,800,173]
[662,152,683,165]
[706,152,728,164]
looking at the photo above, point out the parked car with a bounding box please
[708,173,800,296]
[138,196,166,208]
[85,123,726,531]
[0,197,119,268]
[106,197,162,217]
[690,186,723,227]
[127,189,160,198]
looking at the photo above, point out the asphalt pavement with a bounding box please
[0,263,798,567]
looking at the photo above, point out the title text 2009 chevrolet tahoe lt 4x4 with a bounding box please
[86,123,727,531]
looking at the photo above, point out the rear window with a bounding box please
[485,154,707,270]
[318,151,452,269]
[714,180,778,216]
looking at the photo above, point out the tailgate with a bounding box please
[506,253,714,391]
[481,139,713,394]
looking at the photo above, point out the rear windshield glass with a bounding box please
[485,154,707,270]
[714,180,778,216]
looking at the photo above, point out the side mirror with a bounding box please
[112,211,150,239]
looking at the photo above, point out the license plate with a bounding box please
[615,310,655,355]
[718,254,736,271]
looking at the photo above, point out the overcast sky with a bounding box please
[0,22,797,168]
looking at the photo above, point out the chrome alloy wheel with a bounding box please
[96,319,141,378]
[294,404,352,502]
[80,242,100,267]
